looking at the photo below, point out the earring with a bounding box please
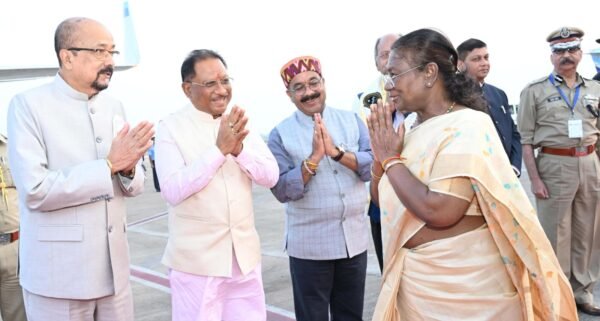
[426,82,432,88]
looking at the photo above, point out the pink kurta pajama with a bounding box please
[155,106,279,321]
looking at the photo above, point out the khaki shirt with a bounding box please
[0,138,19,234]
[517,72,600,149]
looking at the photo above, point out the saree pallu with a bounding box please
[374,109,577,321]
[398,225,522,321]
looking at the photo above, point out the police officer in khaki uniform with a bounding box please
[518,27,600,316]
[0,134,26,321]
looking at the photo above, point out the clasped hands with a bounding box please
[366,99,404,165]
[107,120,155,176]
[217,105,249,157]
[307,113,343,164]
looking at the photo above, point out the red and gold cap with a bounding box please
[280,56,321,88]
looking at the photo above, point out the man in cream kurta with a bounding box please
[156,49,278,321]
[7,17,153,321]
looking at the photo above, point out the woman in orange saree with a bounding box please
[367,28,577,321]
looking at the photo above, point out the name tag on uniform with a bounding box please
[547,96,562,102]
[568,119,583,138]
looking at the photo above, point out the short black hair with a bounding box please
[180,49,227,82]
[456,38,487,61]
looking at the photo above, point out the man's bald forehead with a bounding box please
[375,33,401,55]
[55,17,106,49]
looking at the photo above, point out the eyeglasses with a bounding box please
[289,77,322,95]
[551,47,580,55]
[377,51,390,60]
[187,77,234,89]
[383,65,423,87]
[67,47,120,60]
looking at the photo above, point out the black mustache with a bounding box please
[559,58,575,65]
[300,92,320,103]
[99,66,114,75]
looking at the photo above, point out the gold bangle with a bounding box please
[371,168,382,180]
[303,160,316,176]
[105,158,113,174]
[305,159,318,167]
[381,154,405,169]
[304,159,318,170]
[383,159,405,173]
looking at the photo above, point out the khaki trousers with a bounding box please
[536,152,600,305]
[22,285,133,321]
[0,239,26,321]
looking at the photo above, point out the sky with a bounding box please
[1,0,599,136]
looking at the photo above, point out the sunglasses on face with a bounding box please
[551,46,580,55]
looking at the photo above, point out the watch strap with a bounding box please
[332,147,345,161]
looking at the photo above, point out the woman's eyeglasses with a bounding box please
[383,65,423,87]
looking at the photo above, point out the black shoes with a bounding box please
[577,302,600,316]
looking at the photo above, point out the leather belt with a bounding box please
[0,230,19,245]
[541,145,595,157]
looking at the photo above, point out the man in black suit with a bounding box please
[458,38,522,175]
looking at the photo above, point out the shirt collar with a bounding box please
[293,106,329,127]
[550,71,585,87]
[187,104,222,123]
[54,74,94,101]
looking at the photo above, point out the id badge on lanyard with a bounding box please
[549,74,582,138]
[568,118,583,138]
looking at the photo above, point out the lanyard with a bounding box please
[548,74,580,114]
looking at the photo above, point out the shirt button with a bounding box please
[90,108,96,114]
[108,226,113,233]
[333,170,338,174]
[96,137,103,143]
[341,193,345,198]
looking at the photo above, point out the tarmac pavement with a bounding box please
[124,160,600,321]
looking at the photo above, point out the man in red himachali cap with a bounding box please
[267,55,374,321]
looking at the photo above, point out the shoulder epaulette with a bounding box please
[524,76,548,88]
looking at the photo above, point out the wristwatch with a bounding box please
[119,166,136,179]
[332,145,345,162]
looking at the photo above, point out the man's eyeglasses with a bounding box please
[68,47,120,60]
[187,77,234,89]
[377,51,391,61]
[288,77,323,95]
[551,47,580,55]
[383,65,423,87]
